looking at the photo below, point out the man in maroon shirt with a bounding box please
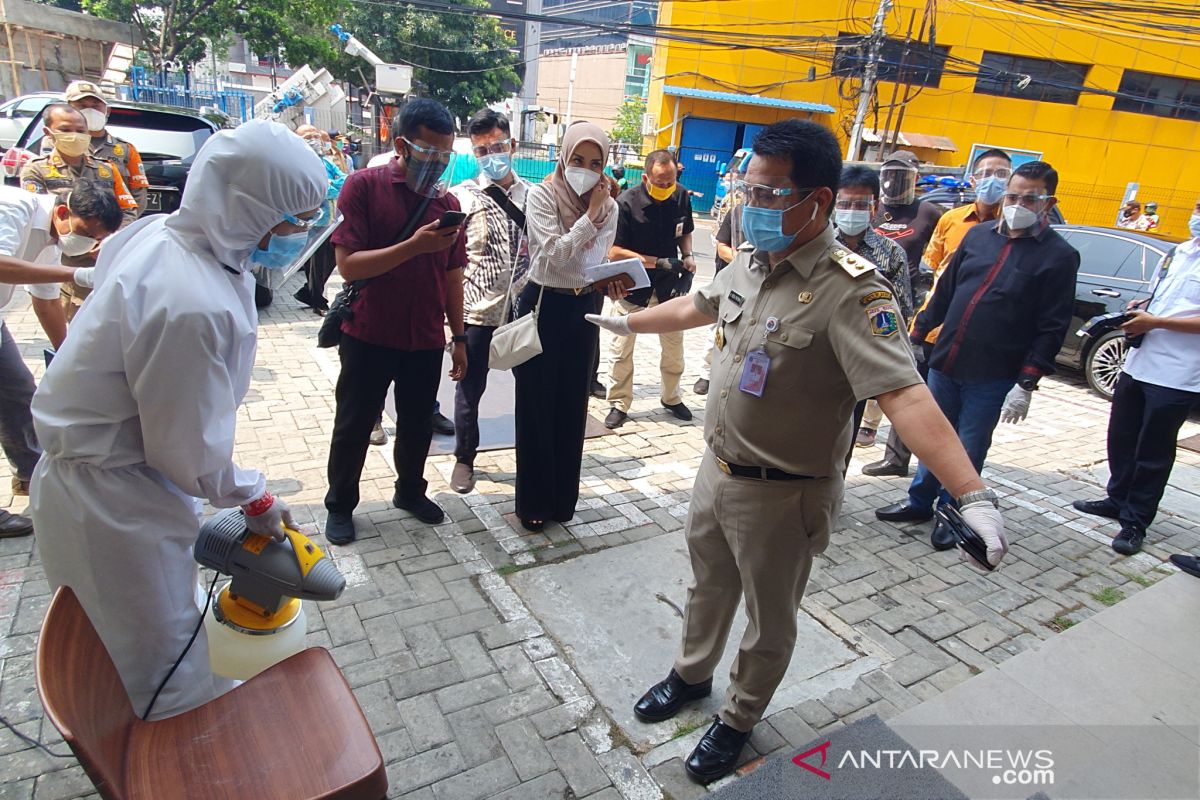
[324,98,468,544]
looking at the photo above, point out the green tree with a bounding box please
[81,0,345,70]
[609,95,646,145]
[326,0,519,124]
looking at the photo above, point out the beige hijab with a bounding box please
[549,121,615,229]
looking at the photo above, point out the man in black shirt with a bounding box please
[873,150,942,303]
[604,149,697,429]
[875,161,1079,551]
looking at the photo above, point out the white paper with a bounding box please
[584,257,651,290]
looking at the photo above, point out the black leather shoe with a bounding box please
[931,518,956,551]
[633,669,712,722]
[662,401,693,421]
[875,502,934,522]
[0,510,33,538]
[1072,498,1121,520]
[862,460,908,478]
[324,511,356,545]
[605,408,628,429]
[685,718,753,784]
[1169,554,1200,578]
[590,380,606,399]
[394,492,446,524]
[1112,526,1145,556]
[431,411,455,436]
[693,378,710,396]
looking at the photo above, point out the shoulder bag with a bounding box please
[317,195,433,348]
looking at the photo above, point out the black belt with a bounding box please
[715,456,813,481]
[537,283,594,296]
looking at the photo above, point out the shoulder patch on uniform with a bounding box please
[831,246,878,278]
[866,304,900,337]
[860,290,892,305]
[97,164,111,178]
[113,144,124,157]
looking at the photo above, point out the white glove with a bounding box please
[73,267,96,289]
[241,494,295,541]
[959,501,1008,570]
[1000,385,1032,424]
[585,313,632,336]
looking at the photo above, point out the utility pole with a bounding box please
[519,0,542,141]
[846,0,892,162]
[565,50,578,128]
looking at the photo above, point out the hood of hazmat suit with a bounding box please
[30,119,326,719]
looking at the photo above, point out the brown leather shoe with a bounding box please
[451,462,476,494]
[11,476,29,496]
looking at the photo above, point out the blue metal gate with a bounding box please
[127,67,254,122]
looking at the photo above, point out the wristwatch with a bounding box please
[957,488,999,509]
[1017,376,1039,392]
[451,334,468,344]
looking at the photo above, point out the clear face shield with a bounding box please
[879,165,917,206]
[402,138,452,198]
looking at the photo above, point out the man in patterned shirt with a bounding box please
[833,165,912,449]
[447,109,529,493]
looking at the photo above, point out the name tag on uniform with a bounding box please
[739,349,770,397]
[728,290,745,306]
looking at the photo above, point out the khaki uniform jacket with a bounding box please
[694,224,923,478]
[91,132,150,215]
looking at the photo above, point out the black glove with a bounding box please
[655,257,685,271]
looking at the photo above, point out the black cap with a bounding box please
[882,150,919,170]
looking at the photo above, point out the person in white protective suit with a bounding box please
[30,119,327,720]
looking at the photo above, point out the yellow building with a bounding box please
[648,0,1200,236]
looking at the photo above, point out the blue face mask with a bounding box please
[478,153,512,181]
[251,229,309,270]
[976,175,1006,205]
[742,192,818,253]
[1189,214,1200,240]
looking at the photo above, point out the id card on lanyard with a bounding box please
[738,316,779,397]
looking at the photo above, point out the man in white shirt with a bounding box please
[0,181,122,535]
[1074,199,1200,556]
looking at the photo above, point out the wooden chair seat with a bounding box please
[37,587,387,800]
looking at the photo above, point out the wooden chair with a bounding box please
[36,587,388,800]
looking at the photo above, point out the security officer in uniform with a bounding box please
[66,80,150,215]
[20,104,138,320]
[587,119,1008,784]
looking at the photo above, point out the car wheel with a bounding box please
[254,283,273,309]
[1085,330,1127,400]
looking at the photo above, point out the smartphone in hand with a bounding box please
[437,211,466,230]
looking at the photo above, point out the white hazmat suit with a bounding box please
[31,120,327,719]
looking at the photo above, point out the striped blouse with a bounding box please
[524,182,618,289]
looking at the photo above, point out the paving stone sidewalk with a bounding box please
[1,270,1197,800]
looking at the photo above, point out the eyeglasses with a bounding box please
[283,212,321,231]
[472,142,511,158]
[834,199,873,211]
[972,167,1011,180]
[403,138,453,164]
[734,180,816,208]
[1002,193,1052,208]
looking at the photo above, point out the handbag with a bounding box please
[488,283,544,370]
[317,196,433,348]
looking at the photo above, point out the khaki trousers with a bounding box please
[674,450,843,731]
[606,296,684,412]
[861,398,883,430]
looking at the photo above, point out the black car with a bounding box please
[5,99,233,215]
[1051,225,1179,399]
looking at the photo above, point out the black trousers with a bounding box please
[300,239,337,307]
[1105,372,1199,531]
[590,292,604,385]
[325,333,443,512]
[513,284,598,522]
[454,324,496,466]
[879,341,933,469]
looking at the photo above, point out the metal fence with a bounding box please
[126,67,255,123]
[1056,180,1193,239]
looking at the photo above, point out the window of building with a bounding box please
[1113,70,1200,120]
[834,34,950,88]
[974,52,1088,104]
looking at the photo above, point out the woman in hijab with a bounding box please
[513,121,621,531]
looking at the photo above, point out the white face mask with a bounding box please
[79,107,108,132]
[1003,204,1039,231]
[59,228,98,257]
[565,166,600,197]
[835,209,872,236]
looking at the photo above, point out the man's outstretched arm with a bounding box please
[587,295,714,336]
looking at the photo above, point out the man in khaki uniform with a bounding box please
[66,80,150,215]
[587,119,1009,784]
[20,104,138,319]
